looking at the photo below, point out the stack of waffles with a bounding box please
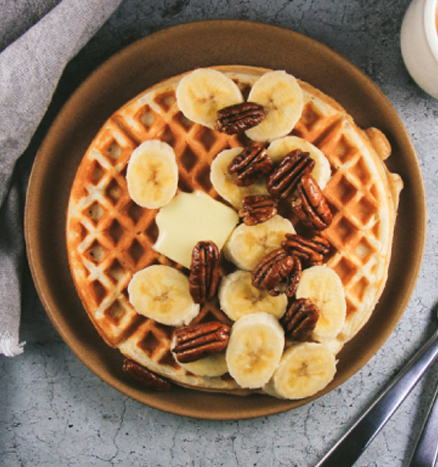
[66,66,402,397]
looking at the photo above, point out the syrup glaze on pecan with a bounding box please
[227,142,274,187]
[215,102,266,134]
[282,233,331,266]
[266,149,315,199]
[123,359,172,391]
[251,248,302,297]
[286,256,303,297]
[189,241,220,304]
[292,174,333,230]
[238,194,278,226]
[173,321,230,363]
[280,298,320,342]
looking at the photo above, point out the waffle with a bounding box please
[66,65,402,394]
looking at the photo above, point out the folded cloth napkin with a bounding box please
[0,0,124,357]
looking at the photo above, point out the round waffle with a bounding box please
[66,66,402,395]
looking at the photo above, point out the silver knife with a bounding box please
[315,312,438,467]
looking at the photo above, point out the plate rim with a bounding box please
[24,19,426,420]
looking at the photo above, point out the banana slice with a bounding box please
[210,147,269,209]
[219,270,288,321]
[128,265,200,327]
[264,342,337,399]
[175,352,229,377]
[176,68,244,129]
[267,136,332,190]
[226,312,285,389]
[126,139,178,209]
[296,265,346,341]
[245,70,304,143]
[318,337,345,356]
[224,214,295,271]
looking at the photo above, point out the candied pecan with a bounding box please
[266,149,315,199]
[252,248,302,297]
[123,359,171,391]
[238,194,278,226]
[228,142,274,187]
[173,321,230,363]
[215,102,266,134]
[286,257,302,297]
[280,298,320,341]
[282,233,331,266]
[189,241,220,304]
[292,174,333,230]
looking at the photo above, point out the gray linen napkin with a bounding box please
[0,0,123,357]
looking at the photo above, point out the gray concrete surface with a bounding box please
[2,0,438,466]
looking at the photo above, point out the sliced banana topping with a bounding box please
[176,352,229,377]
[267,136,332,190]
[176,68,244,129]
[126,139,178,209]
[129,70,345,396]
[128,265,200,327]
[226,312,285,389]
[296,265,346,342]
[219,270,288,321]
[224,214,295,271]
[210,147,269,209]
[265,342,337,400]
[245,70,304,143]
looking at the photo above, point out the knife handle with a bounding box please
[315,329,438,467]
[409,376,438,467]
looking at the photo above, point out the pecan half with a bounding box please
[123,359,171,391]
[292,174,333,230]
[266,149,315,199]
[215,102,266,134]
[173,321,230,363]
[282,233,331,266]
[238,194,278,226]
[252,248,302,297]
[228,142,274,187]
[280,298,320,342]
[189,241,220,304]
[286,256,302,297]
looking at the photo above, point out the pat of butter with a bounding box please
[153,190,239,268]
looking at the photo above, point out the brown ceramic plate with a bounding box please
[25,20,426,420]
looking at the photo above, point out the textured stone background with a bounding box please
[2,0,438,466]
